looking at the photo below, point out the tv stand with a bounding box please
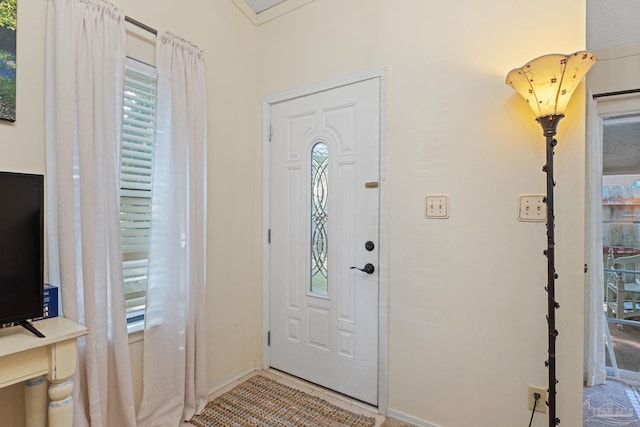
[0,317,88,427]
[18,320,45,338]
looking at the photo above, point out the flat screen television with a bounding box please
[0,171,45,337]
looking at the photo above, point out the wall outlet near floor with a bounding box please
[528,385,548,413]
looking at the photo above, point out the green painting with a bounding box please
[0,0,16,122]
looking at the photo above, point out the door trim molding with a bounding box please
[261,66,390,413]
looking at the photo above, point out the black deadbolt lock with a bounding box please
[365,241,375,251]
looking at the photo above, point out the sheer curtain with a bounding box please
[44,0,137,426]
[584,92,607,386]
[136,31,208,426]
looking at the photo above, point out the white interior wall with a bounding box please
[588,43,640,95]
[256,1,586,426]
[587,0,640,50]
[0,0,600,426]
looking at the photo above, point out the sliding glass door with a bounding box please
[601,108,640,383]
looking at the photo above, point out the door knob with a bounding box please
[350,263,375,274]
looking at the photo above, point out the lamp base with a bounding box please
[536,114,564,137]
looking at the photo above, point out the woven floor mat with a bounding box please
[190,375,376,427]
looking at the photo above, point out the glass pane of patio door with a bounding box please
[602,112,640,381]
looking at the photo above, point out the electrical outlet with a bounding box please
[528,385,547,413]
[425,195,449,219]
[518,195,546,222]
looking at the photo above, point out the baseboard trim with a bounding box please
[386,408,442,427]
[207,366,257,399]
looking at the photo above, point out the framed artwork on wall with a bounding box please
[0,0,16,122]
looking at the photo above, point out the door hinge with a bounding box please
[268,125,272,142]
[268,228,271,244]
[267,331,271,346]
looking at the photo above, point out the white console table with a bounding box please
[0,317,88,427]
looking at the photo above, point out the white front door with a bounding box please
[268,77,380,405]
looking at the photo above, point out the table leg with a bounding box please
[47,379,73,427]
[24,376,47,427]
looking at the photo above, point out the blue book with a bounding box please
[42,284,59,319]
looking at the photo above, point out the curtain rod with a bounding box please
[593,88,640,99]
[124,15,157,36]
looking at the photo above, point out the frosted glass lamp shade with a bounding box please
[506,51,597,118]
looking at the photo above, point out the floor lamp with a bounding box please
[505,51,596,427]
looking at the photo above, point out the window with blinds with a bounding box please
[120,58,157,323]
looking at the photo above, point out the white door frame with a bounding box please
[593,94,640,384]
[261,67,389,413]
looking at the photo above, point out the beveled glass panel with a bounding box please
[311,142,328,295]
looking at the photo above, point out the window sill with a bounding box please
[127,320,144,343]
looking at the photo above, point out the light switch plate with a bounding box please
[518,194,546,222]
[425,195,449,219]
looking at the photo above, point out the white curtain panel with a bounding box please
[584,92,607,386]
[44,0,137,426]
[136,31,208,426]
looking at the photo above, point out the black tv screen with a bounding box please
[0,171,44,325]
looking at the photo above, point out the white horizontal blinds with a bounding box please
[120,58,157,322]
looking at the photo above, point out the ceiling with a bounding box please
[232,0,313,25]
[244,0,287,14]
